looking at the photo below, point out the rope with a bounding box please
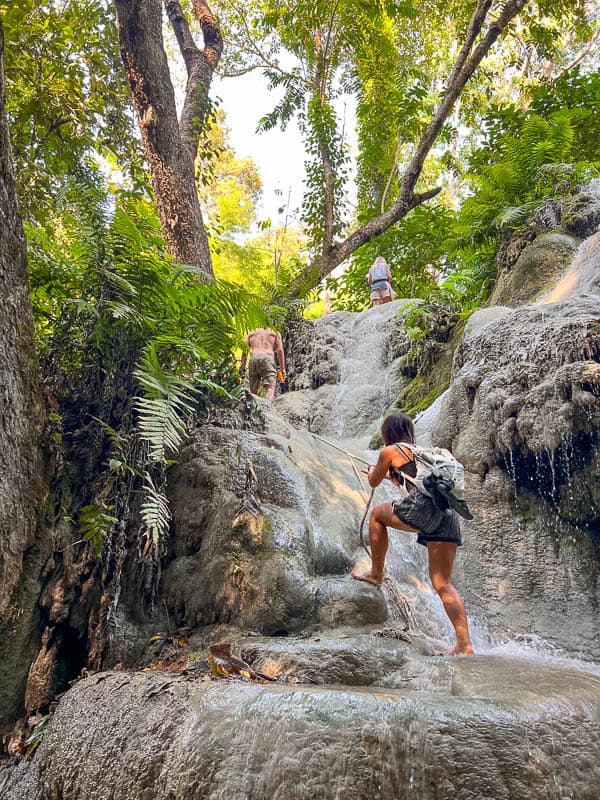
[308,432,371,465]
[309,432,373,557]
[358,486,374,557]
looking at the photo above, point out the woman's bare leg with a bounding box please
[351,503,417,587]
[371,298,381,307]
[427,541,474,655]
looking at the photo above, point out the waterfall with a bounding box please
[276,239,600,666]
[321,301,410,438]
[4,220,600,800]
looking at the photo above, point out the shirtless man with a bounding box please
[240,328,286,402]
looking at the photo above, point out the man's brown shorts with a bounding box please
[249,354,277,393]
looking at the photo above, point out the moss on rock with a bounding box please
[560,192,600,238]
[488,232,579,307]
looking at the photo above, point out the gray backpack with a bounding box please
[398,442,472,520]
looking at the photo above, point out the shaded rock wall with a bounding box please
[159,407,387,639]
[490,185,600,307]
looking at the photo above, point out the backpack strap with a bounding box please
[393,443,425,493]
[394,443,414,461]
[389,443,417,495]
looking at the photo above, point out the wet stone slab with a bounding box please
[3,656,600,800]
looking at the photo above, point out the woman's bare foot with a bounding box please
[446,644,475,655]
[351,568,383,588]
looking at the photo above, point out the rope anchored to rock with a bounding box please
[309,433,374,557]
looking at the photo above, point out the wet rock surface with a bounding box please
[158,403,387,640]
[433,291,600,657]
[279,301,412,436]
[4,654,599,800]
[5,224,600,797]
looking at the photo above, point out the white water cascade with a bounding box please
[4,228,600,799]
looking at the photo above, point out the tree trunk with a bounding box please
[114,0,215,279]
[0,20,45,617]
[0,19,47,731]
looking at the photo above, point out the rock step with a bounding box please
[309,575,388,627]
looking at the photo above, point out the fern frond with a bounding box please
[493,199,546,230]
[140,472,171,546]
[134,346,198,462]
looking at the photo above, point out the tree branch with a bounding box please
[235,13,312,88]
[447,0,493,88]
[294,0,531,292]
[164,0,199,73]
[397,0,529,204]
[553,24,600,81]
[326,186,442,270]
[164,0,223,160]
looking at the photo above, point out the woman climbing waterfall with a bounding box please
[351,413,474,655]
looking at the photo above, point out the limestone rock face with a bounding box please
[488,231,579,306]
[5,219,600,797]
[160,405,386,637]
[279,301,412,436]
[5,655,600,800]
[432,277,600,657]
[490,183,600,307]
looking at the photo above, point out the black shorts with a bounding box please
[392,491,462,548]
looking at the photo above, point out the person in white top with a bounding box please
[367,256,392,306]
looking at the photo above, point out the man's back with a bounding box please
[247,328,278,355]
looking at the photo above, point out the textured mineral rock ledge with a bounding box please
[4,656,600,800]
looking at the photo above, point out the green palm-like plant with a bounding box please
[459,111,578,241]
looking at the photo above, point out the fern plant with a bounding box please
[458,110,580,241]
[28,190,269,619]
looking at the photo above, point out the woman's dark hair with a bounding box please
[381,413,415,446]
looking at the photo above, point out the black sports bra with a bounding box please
[388,444,417,489]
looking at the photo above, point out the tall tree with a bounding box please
[0,20,45,617]
[302,0,533,287]
[114,0,223,279]
[0,19,47,730]
[223,0,590,293]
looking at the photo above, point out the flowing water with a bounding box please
[4,242,600,798]
[279,293,599,669]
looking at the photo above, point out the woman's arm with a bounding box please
[367,448,392,488]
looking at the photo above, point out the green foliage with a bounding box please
[2,0,143,226]
[198,111,263,236]
[24,715,53,759]
[302,95,350,245]
[139,472,172,556]
[485,68,600,165]
[78,504,119,560]
[327,204,454,310]
[134,348,198,464]
[459,110,577,240]
[28,187,267,582]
